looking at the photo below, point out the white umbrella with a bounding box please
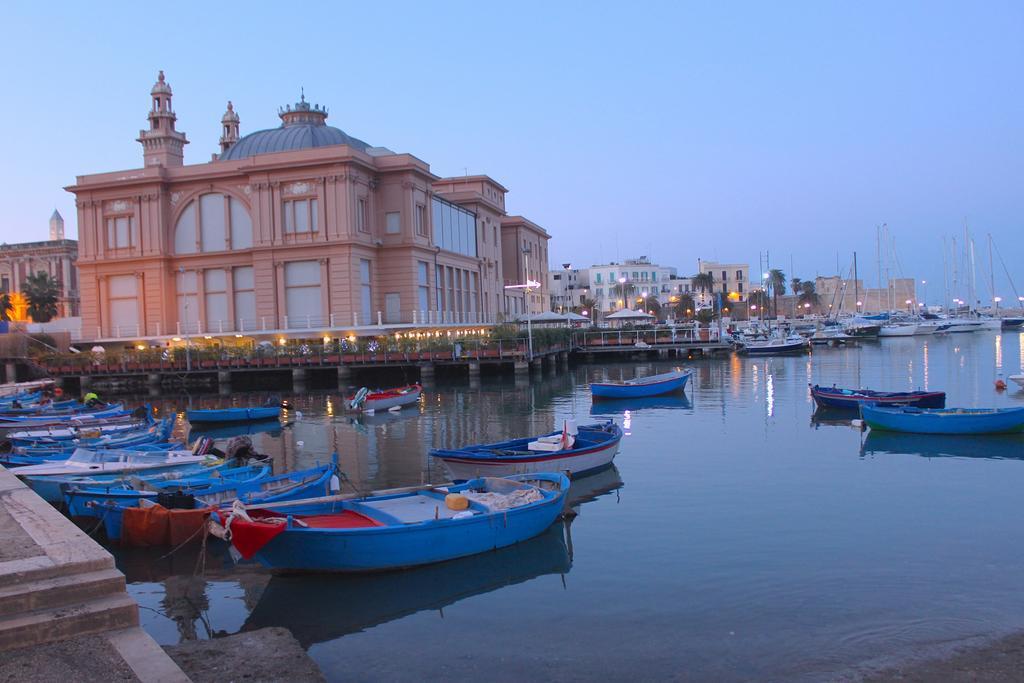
[516,310,568,323]
[604,309,654,320]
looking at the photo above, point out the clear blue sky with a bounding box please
[2,0,1021,303]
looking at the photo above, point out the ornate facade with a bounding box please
[66,73,550,341]
[0,210,79,319]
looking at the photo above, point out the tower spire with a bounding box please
[137,70,189,167]
[49,209,64,241]
[219,100,240,155]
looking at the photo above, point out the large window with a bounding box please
[108,275,138,336]
[105,216,132,250]
[284,261,321,328]
[431,196,477,257]
[204,269,228,331]
[233,266,255,330]
[284,199,318,234]
[385,212,401,234]
[418,261,429,314]
[174,193,252,254]
[359,259,372,323]
[356,199,368,233]
[176,270,199,334]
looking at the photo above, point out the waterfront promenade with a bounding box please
[0,464,189,681]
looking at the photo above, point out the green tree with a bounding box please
[768,269,786,317]
[797,280,821,310]
[23,271,59,323]
[673,293,696,320]
[638,295,662,318]
[692,272,715,306]
[0,293,12,322]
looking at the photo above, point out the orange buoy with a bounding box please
[995,379,1007,391]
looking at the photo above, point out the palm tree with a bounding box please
[673,293,696,320]
[768,269,786,318]
[22,271,59,323]
[574,296,597,321]
[638,295,662,318]
[790,277,802,297]
[692,272,715,307]
[797,280,820,311]
[0,293,12,322]
[747,289,770,316]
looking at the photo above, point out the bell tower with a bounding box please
[137,70,188,167]
[219,101,240,155]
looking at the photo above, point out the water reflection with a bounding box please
[589,394,692,416]
[241,523,572,648]
[861,431,1024,461]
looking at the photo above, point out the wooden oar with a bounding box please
[240,481,455,511]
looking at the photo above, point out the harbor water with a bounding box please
[116,331,1024,681]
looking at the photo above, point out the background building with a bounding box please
[0,210,79,319]
[577,257,678,313]
[66,73,550,342]
[815,276,918,314]
[696,260,750,304]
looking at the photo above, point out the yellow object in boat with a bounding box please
[445,493,469,511]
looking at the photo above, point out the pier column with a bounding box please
[513,360,529,375]
[216,370,231,388]
[530,358,542,373]
[79,375,92,391]
[467,362,480,378]
[419,363,435,382]
[337,365,351,388]
[557,352,569,367]
[292,368,308,388]
[4,363,16,383]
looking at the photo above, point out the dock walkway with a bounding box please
[0,465,189,681]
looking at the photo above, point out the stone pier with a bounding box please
[337,365,351,388]
[419,363,435,382]
[467,362,480,378]
[0,466,189,680]
[291,368,308,386]
[513,360,529,375]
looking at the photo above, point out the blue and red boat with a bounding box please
[810,384,946,410]
[214,472,570,573]
[590,369,691,399]
[861,404,1024,435]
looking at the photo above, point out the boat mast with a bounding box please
[941,236,950,314]
[853,251,859,316]
[988,232,996,311]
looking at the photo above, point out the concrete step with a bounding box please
[0,592,138,652]
[0,567,125,618]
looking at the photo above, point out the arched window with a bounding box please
[173,193,252,253]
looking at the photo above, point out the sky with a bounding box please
[2,0,1022,304]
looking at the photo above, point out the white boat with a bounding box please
[1010,375,1024,390]
[913,320,942,335]
[941,320,985,334]
[14,448,218,503]
[878,323,918,337]
[978,318,1002,330]
[741,335,808,355]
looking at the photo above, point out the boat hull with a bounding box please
[810,385,946,410]
[742,340,808,355]
[431,422,623,480]
[186,407,281,424]
[878,324,919,337]
[862,405,1024,435]
[237,474,568,572]
[590,370,690,399]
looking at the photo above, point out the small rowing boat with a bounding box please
[590,369,691,399]
[810,384,946,410]
[186,406,281,424]
[860,404,1024,435]
[430,420,622,479]
[345,384,422,413]
[212,472,569,573]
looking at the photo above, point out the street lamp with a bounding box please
[905,299,912,313]
[618,277,627,310]
[994,296,1002,311]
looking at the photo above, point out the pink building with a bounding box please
[0,211,79,318]
[66,72,550,342]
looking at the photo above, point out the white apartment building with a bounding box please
[697,260,751,304]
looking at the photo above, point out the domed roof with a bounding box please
[219,94,370,161]
[220,124,370,160]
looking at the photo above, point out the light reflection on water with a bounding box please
[114,331,1024,681]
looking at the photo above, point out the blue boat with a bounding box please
[430,421,623,480]
[186,406,281,424]
[216,472,570,572]
[861,404,1024,435]
[76,464,338,543]
[810,384,946,410]
[590,369,691,399]
[861,431,1024,461]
